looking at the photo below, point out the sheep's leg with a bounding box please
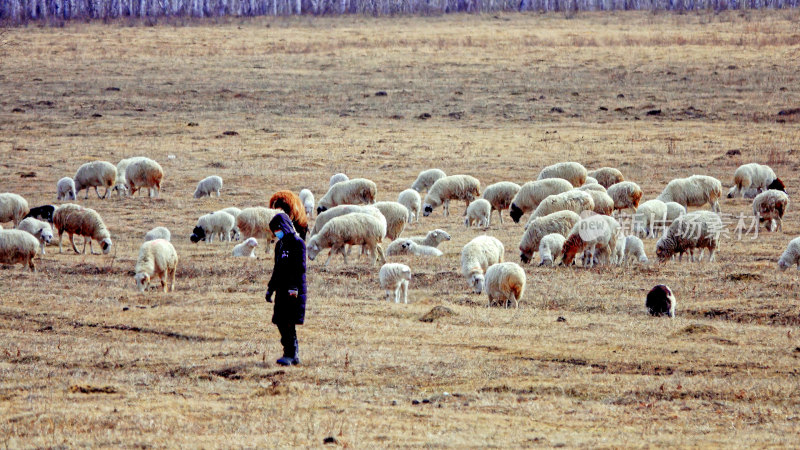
[442,201,449,217]
[394,285,401,304]
[83,188,89,200]
[777,218,783,232]
[58,230,64,253]
[512,293,519,309]
[69,234,81,254]
[102,186,110,199]
[89,239,99,255]
[708,247,716,262]
[323,251,334,267]
[401,280,408,304]
[375,244,386,265]
[498,209,504,225]
[169,268,176,292]
[27,255,36,272]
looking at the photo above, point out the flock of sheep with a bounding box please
[0,158,797,316]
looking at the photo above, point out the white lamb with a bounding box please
[398,189,422,223]
[519,210,581,264]
[56,177,77,201]
[422,174,481,217]
[657,175,722,213]
[194,175,223,198]
[587,167,625,188]
[125,158,164,198]
[316,178,377,214]
[144,226,171,242]
[623,235,648,264]
[373,201,408,240]
[656,211,722,262]
[329,173,349,188]
[233,237,259,258]
[407,229,451,247]
[606,181,643,214]
[411,168,446,193]
[530,190,595,221]
[306,213,386,266]
[509,178,573,224]
[461,235,504,294]
[728,163,782,198]
[0,193,30,228]
[379,263,412,304]
[537,162,588,187]
[464,198,491,228]
[778,237,800,270]
[385,239,443,257]
[481,181,521,225]
[74,161,117,199]
[299,189,315,219]
[537,233,566,266]
[16,217,53,255]
[134,239,178,293]
[192,211,235,243]
[0,229,40,271]
[484,262,526,308]
[52,204,113,255]
[633,199,668,238]
[220,207,242,240]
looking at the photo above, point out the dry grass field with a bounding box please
[2,11,800,447]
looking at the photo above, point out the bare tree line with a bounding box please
[1,0,797,23]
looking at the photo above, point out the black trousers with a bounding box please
[276,323,298,358]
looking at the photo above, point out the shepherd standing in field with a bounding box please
[265,213,307,366]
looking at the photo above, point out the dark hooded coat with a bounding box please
[267,213,307,325]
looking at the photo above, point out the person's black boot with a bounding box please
[291,339,300,365]
[276,356,293,366]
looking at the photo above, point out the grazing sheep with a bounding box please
[464,198,492,228]
[398,189,422,223]
[373,201,408,240]
[583,189,614,215]
[269,190,310,240]
[484,262,526,308]
[23,205,55,223]
[728,186,762,199]
[16,218,53,255]
[0,229,39,271]
[611,235,626,264]
[329,173,349,188]
[56,177,77,201]
[584,176,599,185]
[407,229,451,247]
[753,190,790,232]
[310,204,384,238]
[664,202,687,227]
[657,175,722,213]
[411,168,446,193]
[656,210,722,262]
[587,167,625,189]
[112,157,146,196]
[232,237,259,258]
[306,213,386,266]
[482,181,521,225]
[727,163,782,198]
[633,199,668,238]
[537,162,588,187]
[299,189,315,219]
[538,233,566,266]
[316,178,378,214]
[386,239,443,257]
[125,158,164,198]
[236,207,282,253]
[423,175,481,217]
[509,179,573,223]
[778,237,800,270]
[191,211,235,243]
[561,214,621,268]
[623,235,648,264]
[646,285,676,318]
[578,183,607,193]
[74,161,117,199]
[144,226,171,242]
[193,175,223,198]
[519,210,581,264]
[461,235,504,294]
[220,207,242,240]
[606,181,643,214]
[52,204,113,255]
[379,263,412,304]
[0,193,30,228]
[134,239,178,293]
[530,190,595,221]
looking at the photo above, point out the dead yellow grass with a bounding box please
[1,11,800,447]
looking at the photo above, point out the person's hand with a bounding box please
[265,290,273,303]
[288,289,298,298]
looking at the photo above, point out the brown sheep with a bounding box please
[269,190,309,240]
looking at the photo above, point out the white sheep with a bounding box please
[310,204,383,238]
[537,233,566,266]
[192,211,235,243]
[484,262,526,308]
[194,175,223,198]
[728,186,762,199]
[299,189,315,219]
[587,167,624,188]
[464,198,491,228]
[329,173,349,188]
[728,163,783,198]
[633,199,668,238]
[482,181,521,225]
[611,235,626,264]
[233,237,259,258]
[125,158,164,198]
[306,213,386,266]
[657,175,722,213]
[220,207,242,240]
[56,177,77,201]
[519,210,581,264]
[379,263,412,304]
[236,207,282,253]
[74,161,117,199]
[664,201,687,227]
[422,174,481,217]
[134,239,178,293]
[411,168,446,193]
[606,181,643,214]
[778,237,800,270]
[583,189,614,215]
[406,229,451,247]
[0,229,40,271]
[0,193,30,228]
[530,190,595,221]
[561,214,621,268]
[316,178,377,214]
[385,239,443,257]
[397,189,422,223]
[623,235,648,264]
[537,162,588,187]
[461,235,504,294]
[373,201,408,240]
[16,217,53,255]
[578,183,607,193]
[509,178,573,224]
[656,211,722,262]
[112,157,146,196]
[753,190,790,232]
[584,176,599,185]
[144,226,171,242]
[52,204,113,255]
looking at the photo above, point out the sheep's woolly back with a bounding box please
[538,233,566,265]
[778,237,800,270]
[606,181,643,211]
[624,235,648,263]
[656,211,722,261]
[465,199,491,227]
[510,178,573,219]
[0,229,40,269]
[587,167,625,188]
[657,175,722,211]
[519,210,581,263]
[74,161,116,192]
[193,175,223,198]
[386,240,443,256]
[753,189,790,221]
[537,162,588,187]
[584,176,599,185]
[308,212,385,250]
[664,202,686,223]
[125,158,164,195]
[17,217,53,240]
[482,182,521,212]
[634,199,668,237]
[731,163,776,197]
[329,173,349,188]
[484,262,526,307]
[311,205,385,237]
[318,178,377,210]
[407,229,451,247]
[424,175,481,209]
[561,214,621,266]
[584,190,614,215]
[531,190,595,220]
[411,169,446,192]
[53,204,111,242]
[269,190,310,238]
[0,193,30,226]
[135,239,178,290]
[144,227,171,242]
[236,207,282,239]
[220,207,241,220]
[578,183,607,193]
[460,235,504,279]
[374,201,408,240]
